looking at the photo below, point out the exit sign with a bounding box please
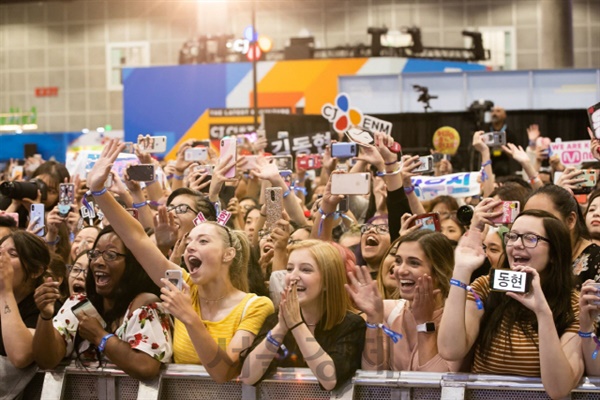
[35,87,59,97]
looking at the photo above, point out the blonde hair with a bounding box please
[205,222,249,292]
[287,240,350,330]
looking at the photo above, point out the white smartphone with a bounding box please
[220,137,237,179]
[184,147,208,162]
[330,173,371,195]
[137,135,167,153]
[30,203,45,237]
[165,269,183,291]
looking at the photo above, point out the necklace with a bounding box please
[199,294,227,303]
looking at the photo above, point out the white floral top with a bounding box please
[53,294,173,363]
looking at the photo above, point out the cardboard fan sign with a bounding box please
[589,102,600,139]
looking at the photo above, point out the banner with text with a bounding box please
[411,172,480,201]
[550,140,595,167]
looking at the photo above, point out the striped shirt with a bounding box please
[467,275,579,376]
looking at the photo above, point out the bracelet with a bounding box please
[166,175,174,180]
[98,333,115,353]
[403,185,415,195]
[132,201,148,209]
[173,174,184,181]
[283,189,291,198]
[365,322,403,343]
[529,175,539,184]
[480,160,492,182]
[289,321,304,331]
[39,314,53,321]
[90,187,107,197]
[148,200,163,207]
[384,160,398,166]
[450,278,484,310]
[317,208,335,236]
[579,331,600,359]
[45,235,60,246]
[375,167,401,177]
[210,200,221,215]
[266,330,289,360]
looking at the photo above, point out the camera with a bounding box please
[456,205,474,226]
[0,179,48,201]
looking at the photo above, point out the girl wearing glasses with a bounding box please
[439,209,583,399]
[32,226,173,380]
[0,231,50,399]
[524,185,600,289]
[84,140,274,383]
[347,230,459,372]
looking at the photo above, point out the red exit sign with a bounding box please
[35,87,59,97]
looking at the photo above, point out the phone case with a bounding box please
[330,173,371,195]
[483,131,507,146]
[220,138,237,178]
[138,136,167,153]
[30,203,45,237]
[71,300,107,328]
[411,213,441,231]
[297,154,322,170]
[490,269,532,294]
[127,164,155,182]
[184,147,208,162]
[414,156,434,173]
[588,102,600,139]
[331,143,357,158]
[265,187,283,230]
[165,269,183,291]
[490,201,520,224]
[573,170,597,194]
[11,166,23,181]
[58,183,75,217]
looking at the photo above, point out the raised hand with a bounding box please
[87,139,125,192]
[280,280,303,329]
[77,311,108,345]
[502,143,530,165]
[588,127,600,161]
[470,197,503,231]
[208,154,236,202]
[153,206,178,250]
[579,280,600,332]
[399,213,422,237]
[527,124,541,144]
[160,279,197,325]
[34,277,61,319]
[505,266,550,316]
[472,131,488,154]
[345,265,383,323]
[556,167,586,190]
[454,235,486,275]
[355,143,385,171]
[250,156,280,183]
[410,274,441,324]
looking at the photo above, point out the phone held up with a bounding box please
[165,269,183,291]
[264,187,283,230]
[30,203,45,237]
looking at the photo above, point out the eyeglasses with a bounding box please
[360,224,390,235]
[503,232,550,248]
[87,249,127,262]
[258,229,271,239]
[167,204,198,215]
[68,265,88,278]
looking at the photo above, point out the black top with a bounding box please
[245,311,366,391]
[0,292,39,357]
[387,187,411,243]
[573,243,600,290]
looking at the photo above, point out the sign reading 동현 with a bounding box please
[411,172,480,201]
[550,140,595,167]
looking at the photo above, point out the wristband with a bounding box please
[384,160,398,166]
[98,333,115,353]
[365,322,403,343]
[529,175,539,185]
[579,331,600,360]
[266,330,289,360]
[403,185,415,195]
[132,201,148,209]
[289,321,304,331]
[45,235,60,246]
[173,174,184,181]
[450,278,484,310]
[375,167,401,177]
[166,175,174,180]
[90,187,107,197]
[480,160,492,182]
[39,314,53,321]
[282,189,291,198]
[317,208,335,236]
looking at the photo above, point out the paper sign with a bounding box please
[321,93,393,135]
[549,140,595,167]
[193,212,207,227]
[432,126,460,155]
[410,172,481,201]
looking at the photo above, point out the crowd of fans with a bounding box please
[1,117,600,399]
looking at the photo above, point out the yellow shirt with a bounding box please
[173,271,274,364]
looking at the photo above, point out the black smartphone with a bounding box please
[126,164,155,182]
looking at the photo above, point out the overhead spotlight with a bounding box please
[462,31,485,60]
[401,26,423,54]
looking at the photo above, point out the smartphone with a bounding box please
[296,154,322,170]
[165,269,183,291]
[330,173,371,195]
[126,208,139,220]
[104,172,113,188]
[58,183,75,217]
[137,135,167,153]
[10,165,23,181]
[490,201,520,224]
[482,131,507,147]
[194,165,214,176]
[490,269,532,294]
[268,155,293,172]
[122,142,135,154]
[184,147,208,162]
[30,203,45,237]
[71,299,107,328]
[410,213,441,232]
[573,170,598,195]
[331,142,357,158]
[413,155,434,174]
[264,187,283,230]
[220,137,237,179]
[126,164,155,182]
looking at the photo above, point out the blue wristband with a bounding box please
[173,174,184,181]
[45,235,60,246]
[98,333,115,353]
[283,189,291,198]
[91,187,107,197]
[132,201,148,209]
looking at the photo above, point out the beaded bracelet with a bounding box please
[450,278,484,310]
[365,322,403,343]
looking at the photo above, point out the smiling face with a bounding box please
[184,223,230,286]
[70,228,99,262]
[506,215,550,273]
[586,196,600,238]
[89,232,127,298]
[360,217,391,269]
[441,218,463,242]
[285,248,322,307]
[483,230,504,269]
[393,240,434,301]
[168,194,199,236]
[68,253,89,295]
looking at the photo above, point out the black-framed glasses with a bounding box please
[87,249,127,262]
[68,265,88,278]
[167,204,198,215]
[360,223,390,235]
[503,232,550,248]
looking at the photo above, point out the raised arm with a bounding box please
[86,139,177,287]
[32,279,66,369]
[473,131,495,198]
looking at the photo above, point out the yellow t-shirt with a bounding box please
[173,271,274,364]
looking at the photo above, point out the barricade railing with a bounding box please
[24,362,600,400]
